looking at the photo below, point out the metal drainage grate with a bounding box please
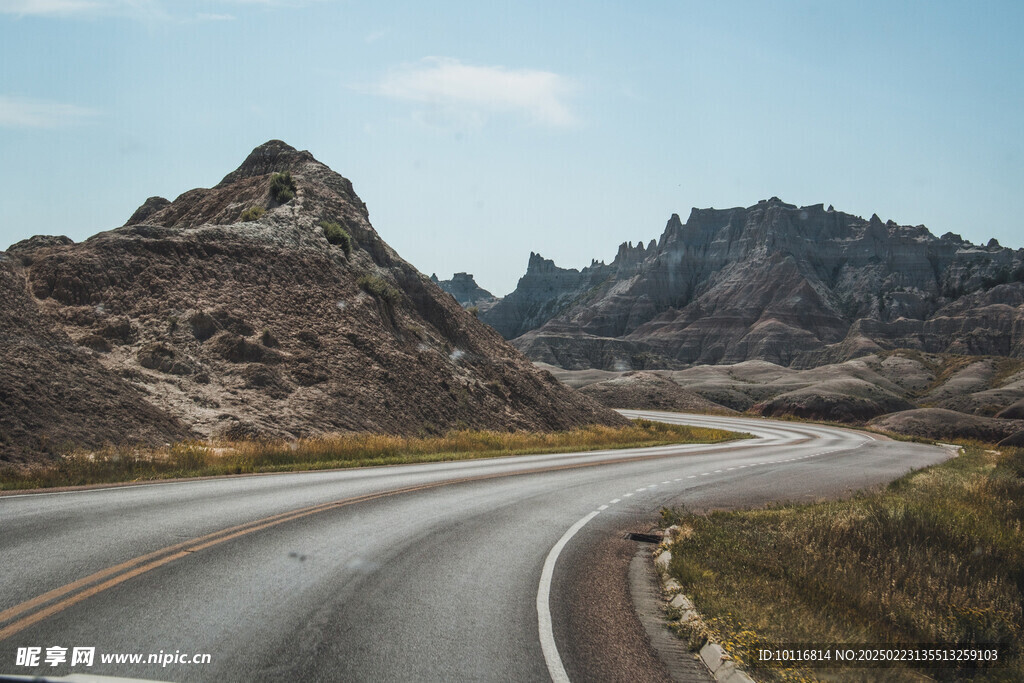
[625,532,663,544]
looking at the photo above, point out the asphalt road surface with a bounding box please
[0,412,953,682]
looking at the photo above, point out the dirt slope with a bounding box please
[1,141,622,462]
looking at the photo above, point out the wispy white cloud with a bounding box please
[0,0,315,18]
[195,11,233,21]
[0,95,98,128]
[218,0,323,6]
[0,0,104,15]
[377,57,577,127]
[0,0,170,18]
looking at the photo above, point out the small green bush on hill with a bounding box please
[357,274,401,304]
[240,206,265,222]
[269,171,296,203]
[321,220,352,255]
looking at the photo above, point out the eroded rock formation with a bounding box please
[431,272,498,313]
[487,198,1024,370]
[1,141,622,462]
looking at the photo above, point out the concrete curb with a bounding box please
[653,526,757,683]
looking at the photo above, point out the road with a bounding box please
[0,412,952,682]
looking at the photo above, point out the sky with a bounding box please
[1,1,1022,296]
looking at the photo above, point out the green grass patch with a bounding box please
[662,445,1024,681]
[269,171,296,203]
[357,273,401,304]
[321,220,352,255]
[0,420,748,491]
[239,206,265,222]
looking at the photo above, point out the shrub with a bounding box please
[240,206,265,222]
[260,329,279,348]
[269,171,296,203]
[467,305,479,318]
[357,274,401,304]
[321,220,352,255]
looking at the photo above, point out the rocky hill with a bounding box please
[431,272,498,313]
[483,198,1024,370]
[0,141,622,463]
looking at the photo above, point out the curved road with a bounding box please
[0,412,952,682]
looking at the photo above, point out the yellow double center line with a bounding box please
[0,479,455,641]
[0,441,754,641]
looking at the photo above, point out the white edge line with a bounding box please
[537,509,601,683]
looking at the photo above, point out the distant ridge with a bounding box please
[431,272,498,312]
[478,198,1024,370]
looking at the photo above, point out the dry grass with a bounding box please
[662,445,1024,682]
[876,348,1024,398]
[992,358,1024,389]
[0,420,745,491]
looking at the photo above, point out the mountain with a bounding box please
[481,198,1024,370]
[0,141,621,463]
[431,272,498,312]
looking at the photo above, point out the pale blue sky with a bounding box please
[2,1,1022,295]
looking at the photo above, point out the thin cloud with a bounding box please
[0,0,314,18]
[378,57,577,127]
[195,12,234,21]
[0,0,170,18]
[218,0,323,6]
[0,95,97,128]
[0,0,104,14]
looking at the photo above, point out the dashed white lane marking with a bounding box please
[538,509,600,682]
[584,449,844,501]
[532,411,880,682]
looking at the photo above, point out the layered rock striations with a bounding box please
[549,352,1024,429]
[1,141,622,462]
[494,198,1024,370]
